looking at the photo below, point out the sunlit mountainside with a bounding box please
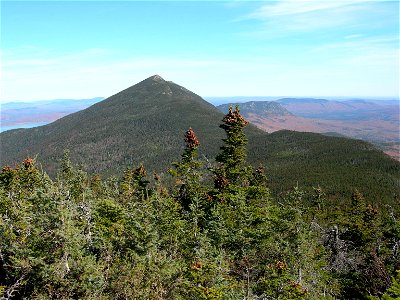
[2,0,399,298]
[217,99,400,160]
[2,93,398,160]
[1,75,399,205]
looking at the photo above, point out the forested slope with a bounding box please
[1,107,398,299]
[1,75,399,205]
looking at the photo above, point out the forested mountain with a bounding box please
[1,75,399,204]
[0,75,227,175]
[1,107,399,299]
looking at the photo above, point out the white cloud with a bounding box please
[248,0,362,18]
[242,0,395,34]
[313,35,398,52]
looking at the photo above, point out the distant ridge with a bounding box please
[218,101,293,117]
[1,97,104,130]
[276,97,399,120]
[217,98,399,160]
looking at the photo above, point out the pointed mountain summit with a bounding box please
[150,74,165,81]
[1,75,399,203]
[0,75,237,175]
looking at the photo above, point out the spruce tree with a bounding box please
[170,127,202,210]
[214,105,250,190]
[121,164,150,200]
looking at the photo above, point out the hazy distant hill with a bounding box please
[1,76,399,203]
[218,99,400,160]
[276,97,399,121]
[218,101,293,117]
[1,97,103,131]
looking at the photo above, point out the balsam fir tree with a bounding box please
[120,163,150,200]
[214,105,251,190]
[170,127,203,210]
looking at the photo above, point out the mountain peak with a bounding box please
[149,74,165,82]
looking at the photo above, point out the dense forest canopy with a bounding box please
[1,76,399,207]
[1,107,399,299]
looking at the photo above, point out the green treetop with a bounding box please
[214,105,250,188]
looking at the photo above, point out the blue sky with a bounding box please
[1,0,399,102]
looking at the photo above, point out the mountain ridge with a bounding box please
[0,75,237,174]
[217,99,400,160]
[218,101,293,117]
[1,75,399,203]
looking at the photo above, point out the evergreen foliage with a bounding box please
[215,105,250,182]
[0,107,399,299]
[1,75,399,206]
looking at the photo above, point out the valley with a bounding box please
[218,99,400,160]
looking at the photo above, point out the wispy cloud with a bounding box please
[313,35,398,51]
[248,0,363,18]
[2,1,398,101]
[242,0,397,34]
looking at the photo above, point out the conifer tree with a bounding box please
[260,187,334,298]
[327,190,392,298]
[214,105,250,189]
[379,271,400,299]
[121,164,150,200]
[170,127,202,210]
[2,111,399,299]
